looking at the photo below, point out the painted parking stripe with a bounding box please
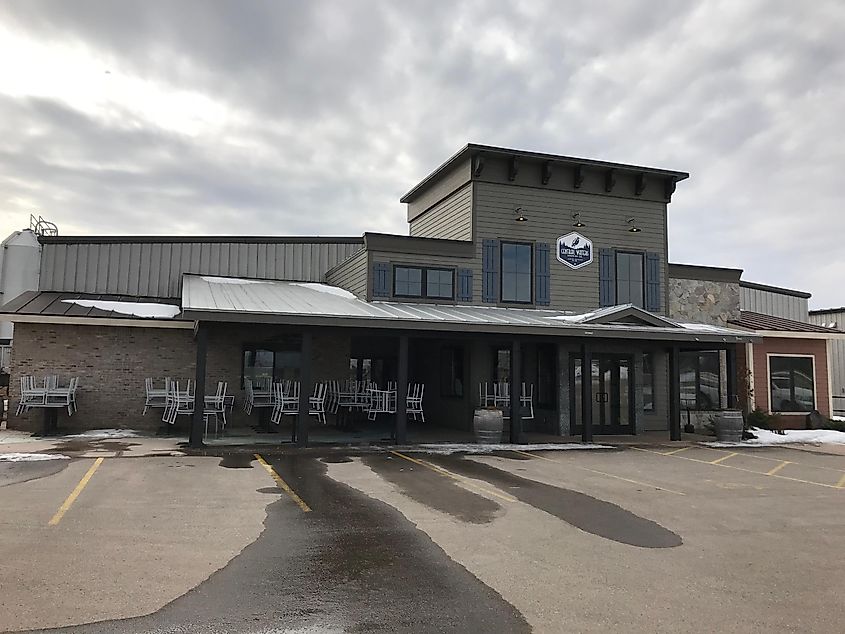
[48,457,104,526]
[766,461,791,476]
[836,473,845,489]
[390,451,517,503]
[663,446,691,456]
[255,454,311,513]
[632,447,843,490]
[513,450,686,496]
[709,452,738,465]
[702,446,845,474]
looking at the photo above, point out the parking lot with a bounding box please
[1,442,843,633]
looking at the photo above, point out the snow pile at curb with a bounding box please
[0,453,70,462]
[703,427,845,448]
[409,443,614,455]
[65,429,141,439]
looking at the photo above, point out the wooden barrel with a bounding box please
[473,408,503,444]
[716,410,744,443]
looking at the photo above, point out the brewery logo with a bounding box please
[556,232,593,269]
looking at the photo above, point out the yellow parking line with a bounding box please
[513,450,685,495]
[703,445,845,474]
[48,457,104,526]
[390,451,517,503]
[255,454,311,513]
[709,452,738,465]
[766,461,791,476]
[632,447,843,490]
[836,473,845,489]
[663,446,691,455]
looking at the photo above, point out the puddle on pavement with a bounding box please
[320,456,353,464]
[256,486,282,494]
[0,460,70,487]
[219,454,255,469]
[429,456,682,548]
[362,455,500,524]
[48,439,141,455]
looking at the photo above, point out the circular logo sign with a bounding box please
[556,232,593,269]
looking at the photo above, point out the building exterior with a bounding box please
[1,144,755,446]
[808,307,845,418]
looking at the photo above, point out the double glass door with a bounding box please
[571,354,634,434]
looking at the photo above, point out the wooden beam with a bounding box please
[473,154,485,177]
[573,164,585,189]
[604,169,616,193]
[634,173,646,196]
[541,161,552,185]
[664,177,677,200]
[508,156,519,181]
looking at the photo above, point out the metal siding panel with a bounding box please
[137,243,152,295]
[75,244,89,292]
[207,243,220,276]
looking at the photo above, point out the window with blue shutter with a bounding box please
[482,239,500,303]
[535,242,550,306]
[645,252,661,312]
[599,248,616,307]
[372,261,390,298]
[457,268,473,302]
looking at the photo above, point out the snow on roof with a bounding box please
[61,299,181,319]
[290,282,357,300]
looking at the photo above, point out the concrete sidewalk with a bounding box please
[0,429,185,458]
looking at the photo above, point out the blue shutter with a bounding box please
[482,239,500,303]
[645,252,661,312]
[457,268,473,302]
[535,242,550,306]
[372,261,390,298]
[599,248,616,307]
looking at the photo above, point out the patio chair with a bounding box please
[16,375,45,416]
[203,381,228,438]
[45,376,78,416]
[407,383,425,422]
[143,377,170,415]
[367,388,396,421]
[163,380,194,425]
[478,382,496,408]
[310,382,328,425]
[520,383,535,421]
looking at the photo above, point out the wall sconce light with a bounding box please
[515,207,528,222]
[627,217,642,233]
[572,212,585,228]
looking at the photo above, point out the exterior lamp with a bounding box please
[515,207,528,222]
[627,217,642,233]
[572,212,585,228]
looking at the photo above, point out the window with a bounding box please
[769,356,815,413]
[242,344,301,387]
[394,266,423,297]
[493,347,511,382]
[679,351,721,410]
[537,345,556,408]
[616,252,644,308]
[501,242,532,303]
[440,346,464,397]
[394,266,454,299]
[426,269,454,299]
[642,353,655,411]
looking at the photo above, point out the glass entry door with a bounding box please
[571,354,635,434]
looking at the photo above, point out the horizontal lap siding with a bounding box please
[409,183,472,241]
[474,182,667,313]
[406,158,472,222]
[367,250,478,303]
[324,249,369,298]
[39,241,363,298]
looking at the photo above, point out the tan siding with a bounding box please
[406,158,472,221]
[324,249,369,298]
[409,183,472,241]
[367,249,476,303]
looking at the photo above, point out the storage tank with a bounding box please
[0,228,42,344]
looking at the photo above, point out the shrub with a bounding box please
[746,408,773,430]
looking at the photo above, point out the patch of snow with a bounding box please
[549,313,595,323]
[678,322,732,333]
[702,427,845,448]
[833,416,845,422]
[62,299,180,319]
[201,276,269,285]
[291,283,357,300]
[409,442,614,455]
[0,453,70,462]
[65,429,141,439]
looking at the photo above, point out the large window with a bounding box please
[616,252,644,308]
[642,353,655,412]
[242,345,301,387]
[501,242,532,303]
[440,346,464,397]
[394,266,454,300]
[769,356,815,413]
[680,351,721,410]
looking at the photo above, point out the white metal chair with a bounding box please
[163,380,194,425]
[520,383,535,421]
[16,376,45,415]
[407,383,425,422]
[245,378,274,415]
[143,377,170,415]
[203,381,228,437]
[367,388,396,421]
[310,382,328,424]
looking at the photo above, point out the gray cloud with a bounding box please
[0,0,844,307]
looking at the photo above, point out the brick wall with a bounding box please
[9,322,352,433]
[750,337,830,425]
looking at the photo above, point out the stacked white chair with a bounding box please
[203,381,228,437]
[520,383,535,421]
[407,383,425,422]
[143,377,170,415]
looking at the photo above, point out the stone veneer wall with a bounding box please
[668,278,740,326]
[9,322,351,433]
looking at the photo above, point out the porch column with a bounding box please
[296,332,312,447]
[189,322,208,448]
[580,343,593,443]
[395,334,408,444]
[510,339,523,443]
[726,344,738,410]
[668,344,681,441]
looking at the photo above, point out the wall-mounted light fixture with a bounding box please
[515,207,528,222]
[627,217,642,233]
[571,212,585,228]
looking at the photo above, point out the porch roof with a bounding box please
[181,275,753,343]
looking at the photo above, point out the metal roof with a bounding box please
[729,311,841,334]
[0,291,184,320]
[181,275,752,342]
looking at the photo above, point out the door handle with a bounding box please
[595,393,602,403]
[603,393,610,403]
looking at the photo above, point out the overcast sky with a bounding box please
[0,1,843,307]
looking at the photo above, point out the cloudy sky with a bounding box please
[0,1,843,307]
